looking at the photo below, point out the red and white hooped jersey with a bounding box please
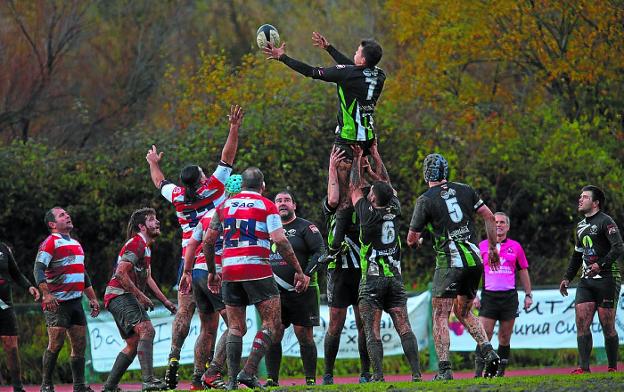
[215,191,282,282]
[35,233,85,302]
[161,164,232,256]
[104,233,151,307]
[191,211,223,272]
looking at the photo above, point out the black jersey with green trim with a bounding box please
[410,182,484,269]
[269,217,325,291]
[355,196,402,282]
[322,197,362,269]
[570,212,623,280]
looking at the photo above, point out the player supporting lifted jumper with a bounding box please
[146,105,243,389]
[102,208,177,392]
[560,185,624,374]
[407,154,501,380]
[264,32,385,261]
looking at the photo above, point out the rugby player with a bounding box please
[473,212,533,377]
[146,105,243,389]
[407,154,501,380]
[560,185,624,373]
[102,208,176,392]
[264,190,325,386]
[34,207,100,392]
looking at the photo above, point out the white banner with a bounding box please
[88,292,431,372]
[449,287,624,351]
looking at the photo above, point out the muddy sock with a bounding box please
[265,342,282,381]
[577,334,592,371]
[605,334,619,369]
[104,352,134,389]
[207,330,228,374]
[300,343,317,380]
[226,334,243,380]
[6,347,23,389]
[400,332,421,378]
[169,346,181,361]
[358,332,370,374]
[70,356,86,390]
[438,360,452,372]
[42,349,60,386]
[137,339,155,382]
[367,338,384,379]
[323,333,340,375]
[243,329,273,376]
[497,345,510,361]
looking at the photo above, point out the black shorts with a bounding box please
[44,298,87,328]
[576,277,621,308]
[358,276,407,311]
[0,306,18,336]
[108,293,151,339]
[327,268,361,308]
[333,139,374,161]
[479,289,519,321]
[432,266,483,299]
[222,277,279,307]
[193,270,225,314]
[280,286,320,327]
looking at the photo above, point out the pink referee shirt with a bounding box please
[479,238,529,291]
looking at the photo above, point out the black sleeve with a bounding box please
[469,185,485,212]
[301,222,326,275]
[564,251,583,282]
[326,45,354,65]
[355,198,376,227]
[3,243,32,290]
[34,262,47,285]
[280,55,349,82]
[84,271,92,288]
[409,196,430,232]
[598,218,624,271]
[279,54,316,77]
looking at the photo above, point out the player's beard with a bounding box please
[148,226,161,238]
[279,209,294,222]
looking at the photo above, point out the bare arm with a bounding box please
[369,140,390,183]
[114,261,150,302]
[204,213,223,274]
[146,145,165,189]
[147,268,176,313]
[518,268,533,309]
[220,105,244,166]
[407,229,422,248]
[327,146,345,208]
[349,146,364,206]
[476,205,499,269]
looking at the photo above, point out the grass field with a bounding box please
[258,373,624,392]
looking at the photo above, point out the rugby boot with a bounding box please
[263,378,279,387]
[305,377,316,386]
[73,386,95,392]
[571,367,590,374]
[358,371,372,383]
[496,359,509,377]
[433,361,453,381]
[412,374,422,382]
[321,374,334,385]
[608,367,617,372]
[224,380,238,391]
[474,356,485,378]
[236,370,263,389]
[202,372,227,389]
[40,384,55,392]
[482,346,500,378]
[164,358,179,389]
[141,378,167,391]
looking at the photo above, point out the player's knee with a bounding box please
[137,323,156,340]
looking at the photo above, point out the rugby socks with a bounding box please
[243,329,273,375]
[42,349,60,386]
[207,330,228,374]
[137,339,155,381]
[104,352,134,389]
[605,334,619,369]
[400,332,421,379]
[577,334,592,371]
[7,347,23,389]
[226,334,243,380]
[265,341,282,382]
[323,333,341,376]
[358,331,371,375]
[300,342,318,380]
[70,356,86,390]
[497,344,510,360]
[168,346,182,362]
[367,338,384,380]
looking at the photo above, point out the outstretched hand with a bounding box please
[329,146,346,168]
[228,105,244,129]
[263,42,286,60]
[312,31,330,49]
[146,145,163,165]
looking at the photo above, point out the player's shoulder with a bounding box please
[294,217,320,232]
[39,234,59,248]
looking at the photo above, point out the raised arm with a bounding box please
[312,32,354,65]
[264,42,349,83]
[146,145,165,189]
[476,205,499,269]
[220,105,244,166]
[327,146,345,209]
[349,145,365,206]
[369,140,390,183]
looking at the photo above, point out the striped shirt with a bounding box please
[35,233,85,302]
[215,191,282,282]
[191,211,223,273]
[161,164,232,256]
[104,233,151,307]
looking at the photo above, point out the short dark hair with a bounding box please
[242,167,264,191]
[127,207,156,240]
[360,39,383,67]
[582,185,605,209]
[275,190,295,204]
[44,207,63,231]
[371,181,393,207]
[180,165,202,203]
